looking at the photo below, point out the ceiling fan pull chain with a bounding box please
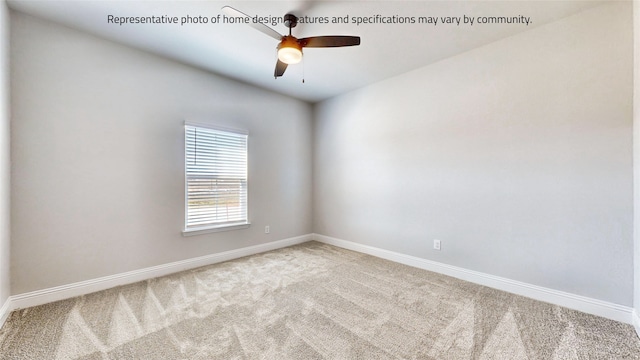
[302,57,305,83]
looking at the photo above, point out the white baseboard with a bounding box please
[312,233,634,325]
[1,233,634,330]
[0,296,11,328]
[4,234,312,321]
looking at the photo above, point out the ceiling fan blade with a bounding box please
[221,6,283,41]
[299,36,361,48]
[274,60,288,78]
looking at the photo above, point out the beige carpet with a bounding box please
[0,241,639,359]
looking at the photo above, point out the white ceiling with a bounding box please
[7,0,605,102]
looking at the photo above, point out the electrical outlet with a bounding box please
[265,225,270,234]
[433,239,441,251]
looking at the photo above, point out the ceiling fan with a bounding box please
[221,6,361,79]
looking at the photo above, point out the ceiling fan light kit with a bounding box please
[277,36,303,64]
[221,6,361,79]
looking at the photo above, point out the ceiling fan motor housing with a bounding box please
[279,36,301,50]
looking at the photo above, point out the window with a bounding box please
[184,124,248,234]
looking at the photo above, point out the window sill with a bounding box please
[182,222,251,237]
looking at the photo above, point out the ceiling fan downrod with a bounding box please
[283,13,297,36]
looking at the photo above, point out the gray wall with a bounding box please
[0,0,10,306]
[313,2,633,306]
[10,13,313,294]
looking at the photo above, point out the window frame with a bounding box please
[182,122,250,236]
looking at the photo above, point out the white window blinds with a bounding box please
[185,125,248,230]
